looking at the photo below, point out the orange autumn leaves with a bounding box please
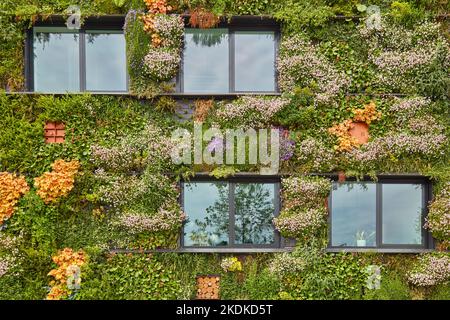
[142,0,173,47]
[0,173,29,224]
[34,159,79,204]
[328,101,381,152]
[47,248,87,300]
[0,160,79,225]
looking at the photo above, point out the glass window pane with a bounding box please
[382,184,423,245]
[33,29,79,92]
[235,183,276,245]
[85,32,127,91]
[183,182,229,246]
[183,28,229,93]
[331,182,376,247]
[235,31,275,92]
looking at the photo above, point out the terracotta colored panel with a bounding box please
[44,121,65,144]
[45,130,56,136]
[44,122,55,129]
[349,121,369,145]
[196,275,220,300]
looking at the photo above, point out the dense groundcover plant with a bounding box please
[426,183,450,242]
[408,253,450,287]
[274,176,331,238]
[0,0,449,301]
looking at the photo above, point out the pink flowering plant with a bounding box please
[214,96,289,129]
[90,122,185,248]
[408,253,450,286]
[426,183,450,242]
[273,176,331,238]
[142,14,183,81]
[143,47,181,81]
[296,137,335,173]
[117,200,186,235]
[0,234,23,279]
[346,97,448,172]
[277,34,350,103]
[360,21,449,96]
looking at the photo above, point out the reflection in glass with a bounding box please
[382,184,423,245]
[33,30,79,92]
[183,182,229,246]
[183,29,229,93]
[86,32,127,91]
[331,183,376,247]
[235,183,275,244]
[235,31,275,92]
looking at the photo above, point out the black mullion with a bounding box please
[229,28,234,93]
[79,30,86,92]
[25,28,34,92]
[421,183,427,248]
[274,182,281,248]
[328,183,333,247]
[376,183,382,248]
[274,30,280,93]
[229,182,236,246]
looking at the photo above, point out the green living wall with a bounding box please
[0,0,449,300]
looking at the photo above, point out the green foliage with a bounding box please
[363,271,411,300]
[277,244,366,299]
[429,283,450,300]
[273,0,335,32]
[210,166,238,178]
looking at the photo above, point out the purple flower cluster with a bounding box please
[123,9,141,33]
[408,254,450,286]
[278,128,295,161]
[277,35,350,103]
[426,183,450,241]
[215,96,289,128]
[118,201,186,234]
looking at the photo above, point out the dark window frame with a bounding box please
[180,175,283,249]
[177,19,280,94]
[327,176,433,250]
[25,16,128,93]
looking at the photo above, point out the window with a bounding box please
[32,27,127,93]
[329,179,429,249]
[182,179,280,248]
[181,28,277,93]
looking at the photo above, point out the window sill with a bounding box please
[111,247,294,254]
[326,248,434,253]
[3,91,282,98]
